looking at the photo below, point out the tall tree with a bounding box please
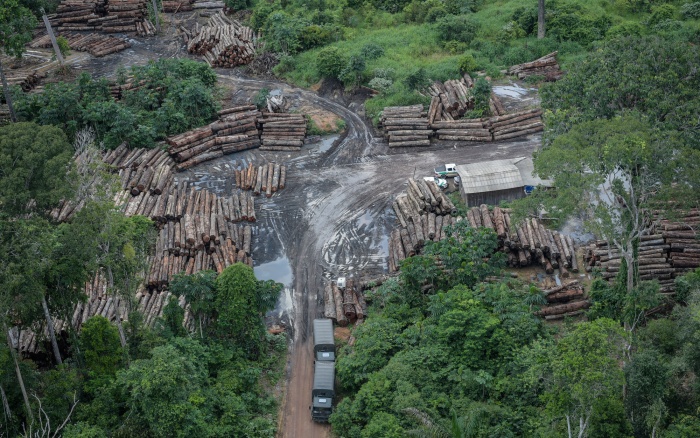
[0,122,74,217]
[539,319,627,438]
[0,0,37,122]
[519,114,692,297]
[537,0,545,38]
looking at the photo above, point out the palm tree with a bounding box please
[403,404,491,438]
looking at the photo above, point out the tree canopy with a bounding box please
[0,122,74,217]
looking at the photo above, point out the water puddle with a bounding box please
[255,256,294,318]
[317,135,340,153]
[493,83,534,99]
[254,256,292,286]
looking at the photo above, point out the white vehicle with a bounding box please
[423,176,448,189]
[434,163,458,178]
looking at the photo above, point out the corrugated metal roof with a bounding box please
[313,361,335,396]
[456,157,553,194]
[313,319,335,353]
[512,157,553,187]
[456,160,523,194]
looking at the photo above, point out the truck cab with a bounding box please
[311,361,335,422]
[434,163,458,178]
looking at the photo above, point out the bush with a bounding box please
[360,42,385,60]
[681,2,700,19]
[606,21,644,38]
[273,54,296,76]
[299,24,332,50]
[403,68,429,90]
[497,21,526,43]
[316,46,347,79]
[368,77,393,93]
[426,5,448,22]
[458,53,477,73]
[253,88,270,109]
[373,67,396,79]
[435,14,479,44]
[339,55,367,87]
[647,4,676,27]
[56,36,71,58]
[443,40,468,53]
[512,6,538,35]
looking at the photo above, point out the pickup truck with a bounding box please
[423,176,447,189]
[434,163,458,178]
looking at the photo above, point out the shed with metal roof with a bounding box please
[456,157,552,207]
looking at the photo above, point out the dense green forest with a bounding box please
[331,227,700,437]
[2,0,700,436]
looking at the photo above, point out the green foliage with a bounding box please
[316,46,347,79]
[681,2,700,19]
[340,54,367,87]
[14,59,219,149]
[63,422,108,438]
[541,35,700,145]
[0,122,73,216]
[511,5,538,36]
[359,42,385,60]
[648,4,677,27]
[253,87,270,109]
[546,0,612,45]
[56,35,71,58]
[435,14,479,44]
[80,316,125,393]
[540,318,628,437]
[214,263,282,357]
[469,77,491,118]
[264,11,307,54]
[331,277,546,437]
[0,0,37,57]
[403,67,428,90]
[367,77,393,93]
[115,338,211,437]
[224,0,252,11]
[169,270,217,339]
[625,349,670,436]
[458,53,477,74]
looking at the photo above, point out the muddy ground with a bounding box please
[24,22,551,437]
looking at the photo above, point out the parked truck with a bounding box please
[313,318,335,361]
[311,361,335,422]
[434,163,458,178]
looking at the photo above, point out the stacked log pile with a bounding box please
[166,105,261,170]
[259,113,307,151]
[162,0,194,12]
[50,0,155,36]
[430,108,542,142]
[508,51,563,81]
[146,187,254,290]
[584,209,700,293]
[380,105,431,148]
[426,73,507,122]
[2,68,45,92]
[488,108,543,141]
[536,281,589,320]
[387,179,578,274]
[324,278,366,326]
[30,31,131,57]
[234,161,287,197]
[185,12,256,67]
[432,117,491,142]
